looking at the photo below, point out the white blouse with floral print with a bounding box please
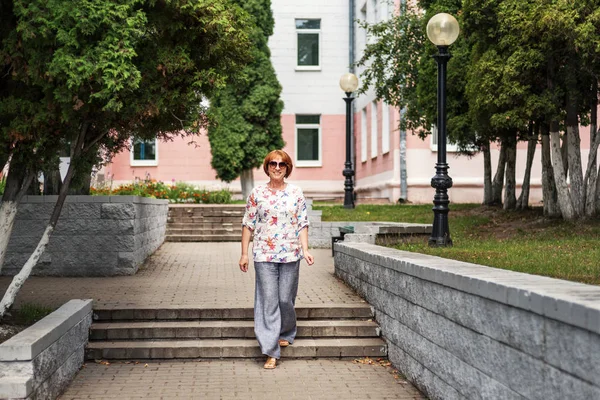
[242,183,310,263]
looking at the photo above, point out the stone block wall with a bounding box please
[0,300,93,400]
[309,221,431,248]
[335,242,600,400]
[3,196,168,276]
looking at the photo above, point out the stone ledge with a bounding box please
[0,376,32,399]
[335,242,600,335]
[0,300,93,361]
[19,195,168,205]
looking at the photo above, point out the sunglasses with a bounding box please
[268,161,288,169]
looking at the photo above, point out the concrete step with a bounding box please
[169,205,245,211]
[85,338,387,360]
[166,228,242,235]
[90,320,380,341]
[93,304,373,322]
[168,212,245,219]
[168,208,245,215]
[167,216,243,223]
[167,222,237,229]
[166,234,239,242]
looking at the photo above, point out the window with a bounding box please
[382,102,390,154]
[361,108,368,162]
[430,125,460,152]
[296,115,321,166]
[296,19,321,70]
[360,4,367,52]
[371,0,378,23]
[131,137,158,166]
[371,101,378,158]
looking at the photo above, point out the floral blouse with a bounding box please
[242,183,310,263]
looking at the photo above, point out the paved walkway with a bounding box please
[0,242,425,399]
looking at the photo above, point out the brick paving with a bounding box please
[0,243,359,308]
[1,242,425,399]
[60,359,423,400]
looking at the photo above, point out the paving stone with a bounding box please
[0,243,423,398]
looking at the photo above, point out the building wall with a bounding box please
[100,1,596,206]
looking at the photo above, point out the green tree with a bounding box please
[464,0,600,219]
[208,0,284,198]
[0,0,252,318]
[359,0,600,218]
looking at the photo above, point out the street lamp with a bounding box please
[339,73,359,209]
[426,13,459,247]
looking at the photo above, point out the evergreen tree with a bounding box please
[0,0,252,317]
[208,0,284,198]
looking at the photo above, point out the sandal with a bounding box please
[278,339,290,347]
[263,357,277,369]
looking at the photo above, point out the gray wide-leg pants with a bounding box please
[253,260,300,359]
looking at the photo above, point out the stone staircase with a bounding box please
[86,305,387,360]
[166,204,245,242]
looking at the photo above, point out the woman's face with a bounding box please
[267,156,287,181]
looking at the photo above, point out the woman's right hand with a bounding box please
[239,255,249,272]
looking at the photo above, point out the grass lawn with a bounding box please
[314,203,600,285]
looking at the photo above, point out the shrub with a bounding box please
[91,178,233,204]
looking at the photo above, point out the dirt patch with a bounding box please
[451,206,582,240]
[0,322,29,344]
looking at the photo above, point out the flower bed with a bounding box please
[91,179,232,204]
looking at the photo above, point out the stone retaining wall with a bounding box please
[3,196,168,276]
[334,242,600,400]
[309,221,430,248]
[0,300,93,400]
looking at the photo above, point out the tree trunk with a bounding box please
[0,154,8,177]
[0,158,34,273]
[565,94,585,217]
[69,164,93,195]
[0,123,87,319]
[586,133,600,216]
[27,175,41,195]
[43,168,62,195]
[584,87,598,217]
[517,134,537,210]
[492,140,507,205]
[561,131,568,177]
[596,162,600,215]
[240,168,254,200]
[69,145,97,195]
[482,141,493,205]
[503,136,517,210]
[549,121,575,220]
[541,125,560,217]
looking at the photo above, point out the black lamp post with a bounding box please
[426,13,459,247]
[339,73,359,209]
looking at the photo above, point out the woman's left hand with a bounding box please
[304,251,314,266]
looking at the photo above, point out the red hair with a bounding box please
[263,150,293,178]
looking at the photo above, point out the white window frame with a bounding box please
[430,125,460,152]
[295,115,322,167]
[371,101,378,159]
[130,137,159,167]
[371,0,378,23]
[361,108,368,162]
[295,19,321,71]
[359,3,368,54]
[382,102,390,154]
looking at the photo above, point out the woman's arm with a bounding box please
[239,226,252,272]
[299,227,314,266]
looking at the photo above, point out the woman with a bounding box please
[239,150,314,369]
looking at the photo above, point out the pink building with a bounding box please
[102,1,593,204]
